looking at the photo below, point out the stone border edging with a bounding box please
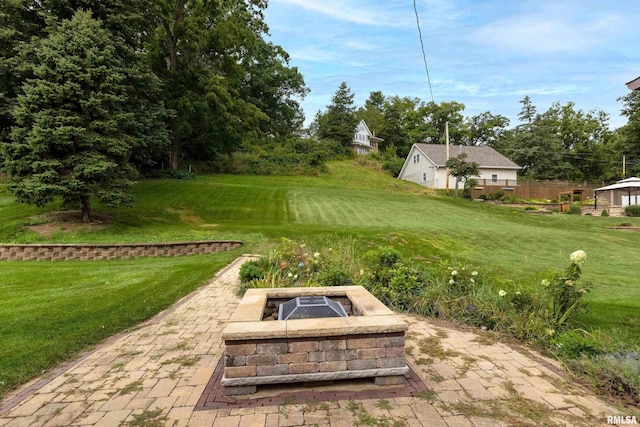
[0,240,243,261]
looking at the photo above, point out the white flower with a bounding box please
[570,250,587,265]
[313,252,321,258]
[359,269,364,276]
[471,271,478,276]
[287,272,293,278]
[451,270,458,276]
[449,279,455,285]
[470,278,475,284]
[541,279,550,287]
[565,280,574,287]
[516,291,521,295]
[293,274,298,280]
[498,290,507,297]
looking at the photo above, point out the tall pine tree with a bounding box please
[316,82,356,149]
[3,11,151,221]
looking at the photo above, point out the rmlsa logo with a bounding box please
[607,416,638,425]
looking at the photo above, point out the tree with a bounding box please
[316,82,356,149]
[445,153,480,197]
[466,111,510,146]
[618,90,640,177]
[0,0,167,170]
[378,96,421,157]
[415,101,467,144]
[2,11,149,221]
[148,0,307,169]
[356,91,385,135]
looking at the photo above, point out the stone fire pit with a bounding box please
[221,286,409,395]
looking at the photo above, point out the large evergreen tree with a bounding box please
[2,11,151,221]
[316,82,357,149]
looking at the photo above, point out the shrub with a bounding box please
[239,260,264,282]
[566,203,582,215]
[524,206,537,211]
[365,246,401,269]
[381,144,404,177]
[624,205,640,217]
[601,209,609,217]
[317,267,351,286]
[493,190,506,201]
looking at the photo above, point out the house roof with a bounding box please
[414,144,521,169]
[355,120,384,141]
[626,76,640,91]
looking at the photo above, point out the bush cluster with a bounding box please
[479,191,520,203]
[213,138,333,176]
[566,203,582,215]
[236,237,361,295]
[237,240,637,404]
[624,204,640,217]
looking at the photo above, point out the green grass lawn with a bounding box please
[1,160,639,396]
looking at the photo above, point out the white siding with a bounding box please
[398,147,437,185]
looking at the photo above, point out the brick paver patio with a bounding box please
[0,255,632,426]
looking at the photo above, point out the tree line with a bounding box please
[313,82,640,183]
[1,3,638,219]
[0,1,308,219]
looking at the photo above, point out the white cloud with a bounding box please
[471,4,629,55]
[271,0,411,27]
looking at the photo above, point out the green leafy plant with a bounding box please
[544,250,591,327]
[566,203,582,215]
[624,205,640,217]
[239,260,264,282]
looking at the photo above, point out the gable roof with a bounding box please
[354,119,384,143]
[356,119,372,136]
[626,76,640,91]
[414,144,521,169]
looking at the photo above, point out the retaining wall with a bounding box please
[0,241,242,261]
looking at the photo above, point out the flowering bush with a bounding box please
[237,237,363,294]
[546,250,591,327]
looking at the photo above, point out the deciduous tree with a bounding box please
[445,153,480,197]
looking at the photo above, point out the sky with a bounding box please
[263,0,639,130]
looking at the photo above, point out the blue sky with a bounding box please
[264,0,639,130]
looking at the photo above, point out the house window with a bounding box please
[416,154,420,163]
[492,174,498,182]
[423,173,427,182]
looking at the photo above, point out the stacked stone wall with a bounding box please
[0,241,242,261]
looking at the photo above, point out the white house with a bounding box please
[398,144,521,189]
[352,120,383,155]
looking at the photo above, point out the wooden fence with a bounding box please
[471,179,601,201]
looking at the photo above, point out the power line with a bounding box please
[413,0,435,104]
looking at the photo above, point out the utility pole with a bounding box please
[623,155,626,178]
[445,122,450,196]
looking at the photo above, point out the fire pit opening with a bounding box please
[278,296,348,320]
[262,295,356,320]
